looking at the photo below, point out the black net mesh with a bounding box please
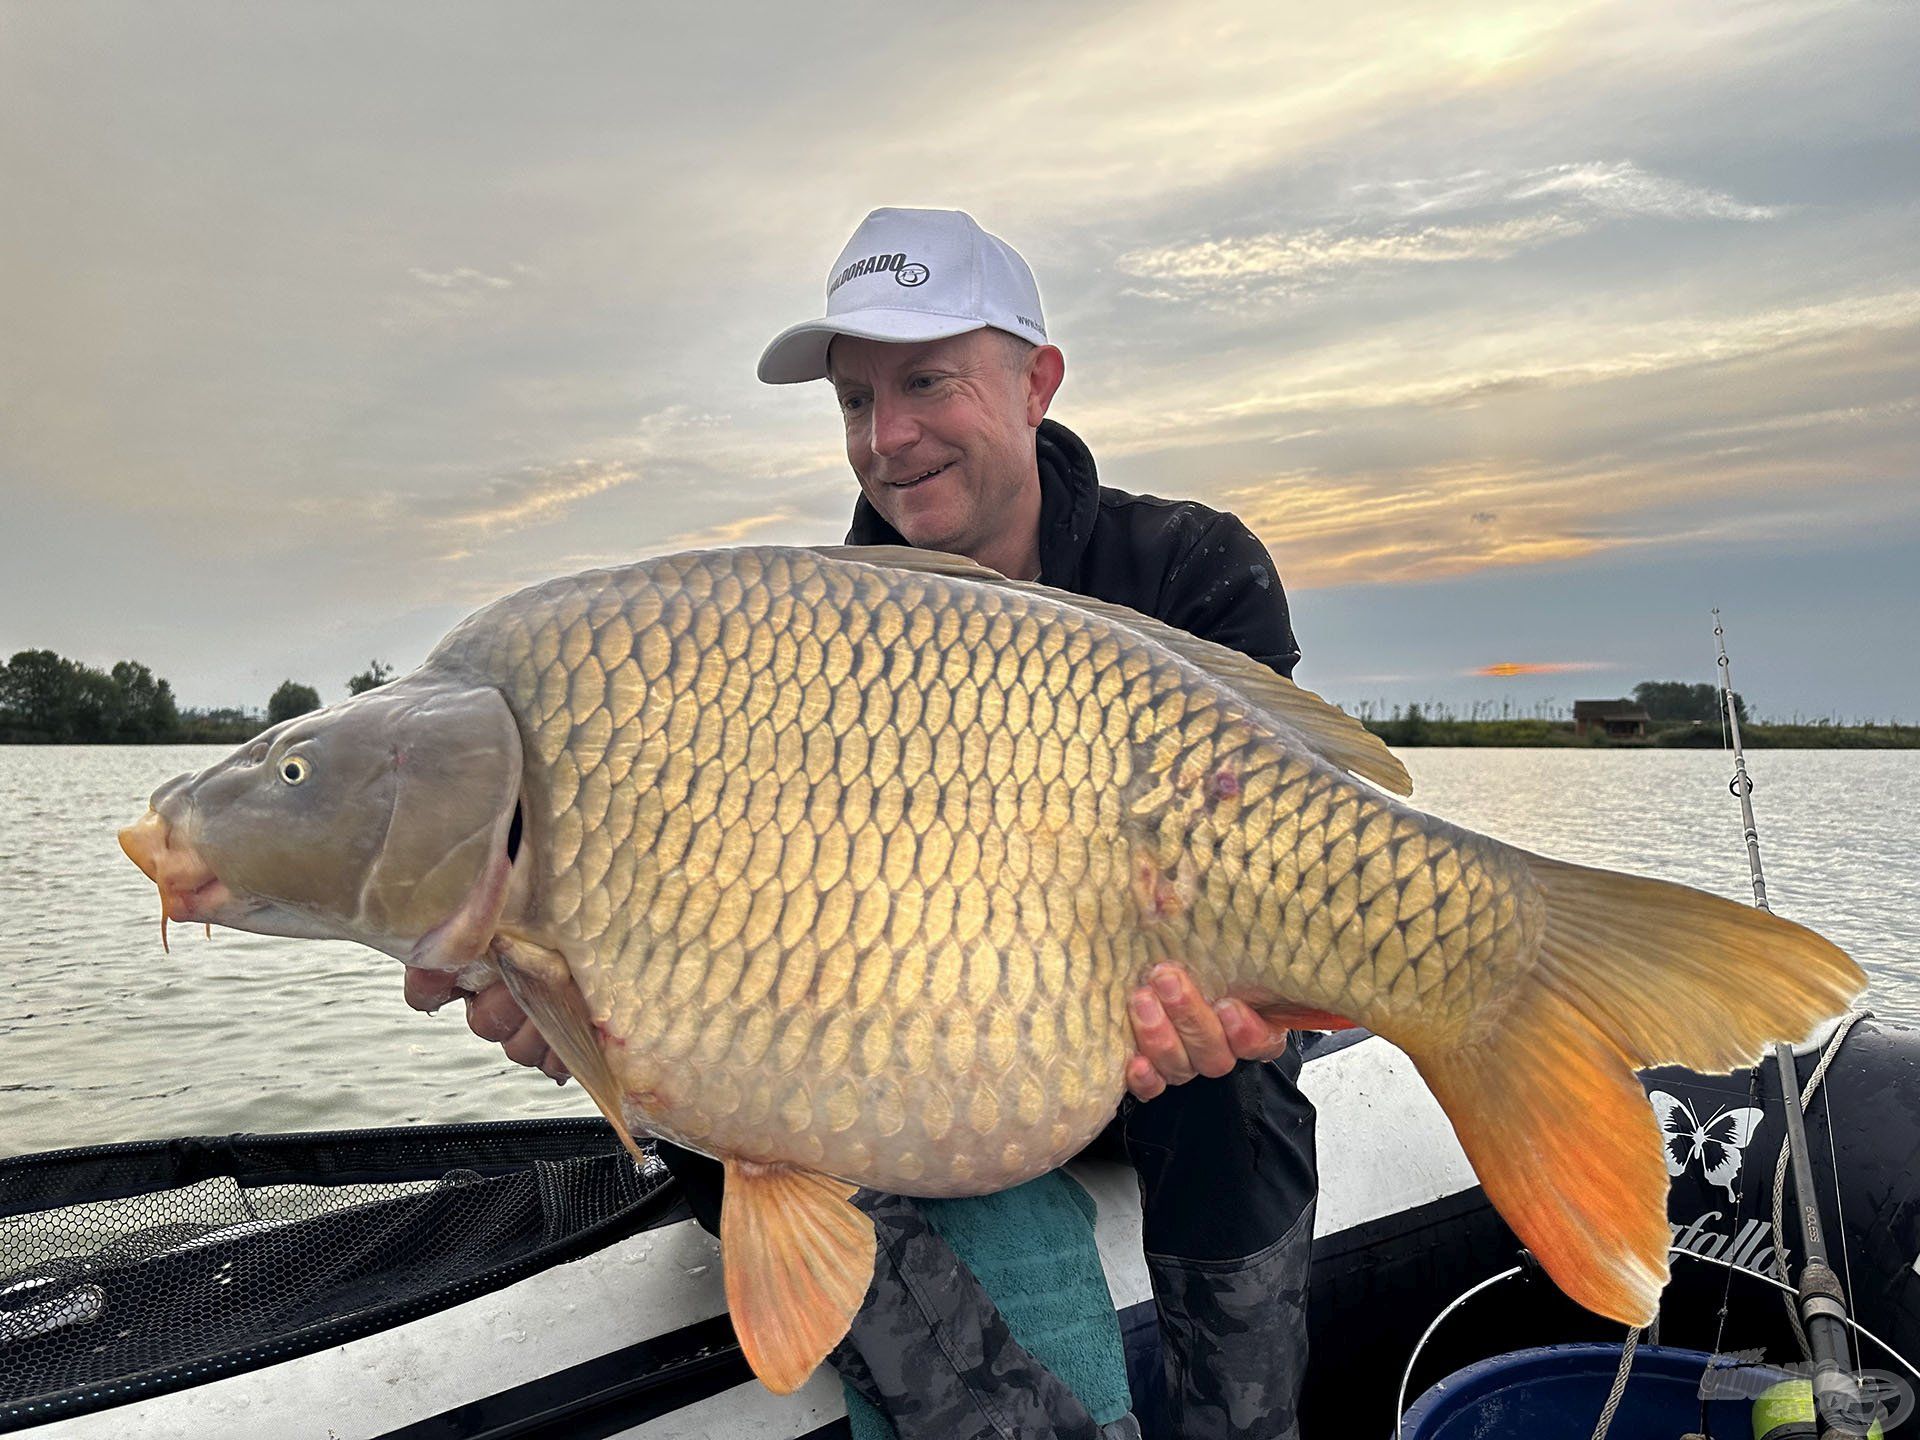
[0,1120,677,1430]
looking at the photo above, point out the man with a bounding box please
[406,208,1315,1438]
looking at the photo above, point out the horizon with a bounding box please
[4,2,1916,720]
[12,648,1903,731]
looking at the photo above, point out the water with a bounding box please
[2,746,1915,1159]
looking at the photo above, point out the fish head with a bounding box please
[119,675,526,971]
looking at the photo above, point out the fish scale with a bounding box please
[430,548,1522,1194]
[122,542,1864,1386]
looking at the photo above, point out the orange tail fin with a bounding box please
[1407,855,1864,1326]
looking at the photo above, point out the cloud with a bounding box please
[1674,396,1918,444]
[406,265,520,292]
[415,406,728,538]
[382,262,534,331]
[1116,214,1586,298]
[658,508,802,551]
[430,457,641,536]
[1212,459,1628,589]
[1186,288,1920,427]
[1507,161,1785,222]
[1359,160,1786,223]
[1118,160,1786,305]
[1194,375,1920,593]
[4,0,1914,720]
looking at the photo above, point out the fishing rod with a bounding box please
[1712,610,1862,1438]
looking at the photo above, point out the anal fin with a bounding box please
[721,1160,876,1394]
[491,934,646,1168]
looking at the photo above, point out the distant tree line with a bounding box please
[1632,680,1746,725]
[0,651,396,744]
[0,651,181,742]
[1347,681,1919,749]
[1349,680,1749,730]
[2,654,1898,748]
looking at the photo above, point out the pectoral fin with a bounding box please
[491,934,646,1167]
[721,1159,876,1394]
[1255,1003,1358,1032]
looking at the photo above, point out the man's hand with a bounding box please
[1125,963,1289,1102]
[403,969,572,1083]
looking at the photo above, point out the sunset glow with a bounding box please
[2,1,1913,718]
[1473,662,1611,678]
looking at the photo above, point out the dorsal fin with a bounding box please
[811,545,1412,797]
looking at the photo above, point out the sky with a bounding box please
[3,0,1916,722]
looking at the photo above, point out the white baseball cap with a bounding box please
[757,207,1047,384]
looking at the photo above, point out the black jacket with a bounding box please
[662,417,1317,1434]
[846,418,1302,679]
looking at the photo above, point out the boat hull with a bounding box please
[5,1019,1914,1439]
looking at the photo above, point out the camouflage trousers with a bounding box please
[657,1056,1316,1440]
[1133,1198,1315,1438]
[829,1189,1141,1440]
[1122,1055,1317,1439]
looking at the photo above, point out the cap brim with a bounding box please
[756,307,988,384]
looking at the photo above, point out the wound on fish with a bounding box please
[1131,852,1196,920]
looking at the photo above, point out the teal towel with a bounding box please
[843,1171,1133,1438]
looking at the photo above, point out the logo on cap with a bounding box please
[896,263,930,287]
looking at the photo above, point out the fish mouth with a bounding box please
[119,809,235,947]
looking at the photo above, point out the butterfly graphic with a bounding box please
[1649,1091,1766,1203]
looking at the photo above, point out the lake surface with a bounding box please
[2,745,1915,1159]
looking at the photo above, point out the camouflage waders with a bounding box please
[657,1047,1314,1439]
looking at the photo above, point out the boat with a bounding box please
[5,1011,1916,1438]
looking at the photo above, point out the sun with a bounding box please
[1447,13,1545,72]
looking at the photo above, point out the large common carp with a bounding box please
[120,546,1863,1392]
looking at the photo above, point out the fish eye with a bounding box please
[279,755,311,786]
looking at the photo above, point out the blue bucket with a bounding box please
[1400,1343,1792,1439]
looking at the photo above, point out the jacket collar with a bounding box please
[843,418,1100,586]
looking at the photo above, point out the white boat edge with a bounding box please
[17,1033,1477,1438]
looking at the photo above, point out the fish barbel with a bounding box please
[119,545,1864,1391]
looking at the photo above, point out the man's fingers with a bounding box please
[1216,998,1292,1062]
[406,969,562,1080]
[1148,965,1237,1078]
[1125,1055,1168,1103]
[501,1016,550,1068]
[465,984,528,1043]
[1128,988,1196,1086]
[404,967,460,1014]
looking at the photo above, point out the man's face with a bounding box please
[829,329,1058,557]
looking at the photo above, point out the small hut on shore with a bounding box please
[1572,699,1651,739]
